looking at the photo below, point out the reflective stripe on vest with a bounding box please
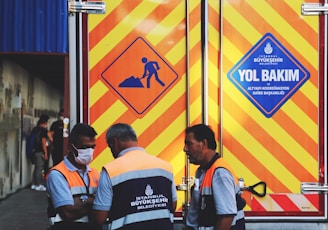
[199,227,214,230]
[48,161,99,224]
[110,209,174,230]
[104,149,174,230]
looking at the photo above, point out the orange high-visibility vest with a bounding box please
[199,157,245,230]
[104,149,175,230]
[47,161,99,224]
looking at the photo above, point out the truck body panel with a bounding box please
[86,0,327,222]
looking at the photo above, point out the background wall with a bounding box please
[0,58,62,198]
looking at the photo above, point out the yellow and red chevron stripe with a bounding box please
[251,194,320,212]
[221,0,321,215]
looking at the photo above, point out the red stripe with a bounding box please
[304,194,320,210]
[251,198,267,212]
[270,194,301,212]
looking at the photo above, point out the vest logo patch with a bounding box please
[130,184,169,210]
[145,184,153,196]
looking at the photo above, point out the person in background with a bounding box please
[184,124,245,230]
[31,114,49,191]
[92,123,177,230]
[46,123,99,230]
[48,109,64,166]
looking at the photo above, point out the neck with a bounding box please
[117,140,138,152]
[201,150,217,167]
[67,152,86,172]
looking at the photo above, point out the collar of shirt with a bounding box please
[117,147,145,158]
[200,153,220,170]
[63,156,91,173]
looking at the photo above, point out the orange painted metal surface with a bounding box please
[87,0,325,219]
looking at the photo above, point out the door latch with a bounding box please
[68,1,106,14]
[301,182,328,193]
[302,3,328,15]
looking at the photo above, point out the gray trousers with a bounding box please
[33,152,45,185]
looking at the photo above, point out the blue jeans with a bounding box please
[33,152,45,185]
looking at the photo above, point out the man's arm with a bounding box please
[214,215,234,230]
[92,210,109,225]
[47,170,94,221]
[42,137,48,160]
[212,169,237,230]
[92,169,113,225]
[56,196,94,221]
[172,201,177,212]
[171,178,177,212]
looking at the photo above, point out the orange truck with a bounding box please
[68,0,327,228]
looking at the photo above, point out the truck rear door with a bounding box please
[221,0,327,221]
[87,0,192,215]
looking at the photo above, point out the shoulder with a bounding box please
[51,120,62,128]
[213,168,235,185]
[47,168,66,182]
[39,127,48,135]
[149,154,173,173]
[89,167,100,176]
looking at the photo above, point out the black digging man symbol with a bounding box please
[119,57,165,88]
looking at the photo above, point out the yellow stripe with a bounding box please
[224,1,318,69]
[223,76,318,179]
[171,150,186,177]
[222,36,243,64]
[223,4,261,44]
[208,63,219,88]
[89,1,159,69]
[131,73,185,134]
[165,22,201,66]
[88,0,119,32]
[299,81,319,106]
[223,147,274,193]
[208,23,219,51]
[165,36,186,65]
[209,0,220,13]
[91,100,128,137]
[285,1,318,31]
[145,2,185,45]
[91,148,113,171]
[208,96,219,119]
[223,111,301,192]
[89,80,109,106]
[146,111,186,155]
[247,1,318,68]
[222,26,318,173]
[281,100,318,143]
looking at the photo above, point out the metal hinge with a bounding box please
[68,1,106,14]
[301,182,328,193]
[302,3,328,15]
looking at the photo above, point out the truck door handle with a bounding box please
[241,181,267,197]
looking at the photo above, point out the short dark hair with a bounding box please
[106,123,137,145]
[185,124,217,150]
[69,123,97,144]
[37,114,49,125]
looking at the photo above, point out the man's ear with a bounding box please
[202,139,208,149]
[69,144,78,156]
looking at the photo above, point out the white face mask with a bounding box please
[72,145,94,165]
